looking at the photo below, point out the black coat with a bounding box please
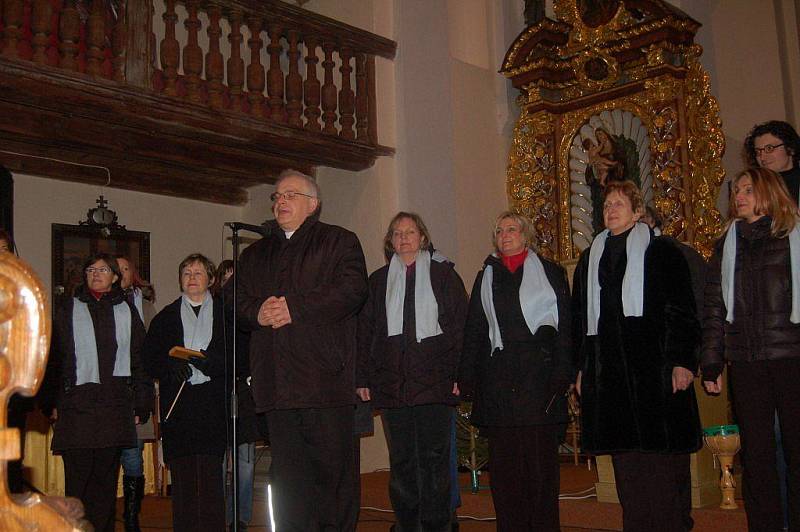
[572,230,702,454]
[702,217,800,378]
[356,258,468,409]
[49,285,150,451]
[459,254,573,427]
[143,295,228,462]
[219,282,268,444]
[237,214,368,411]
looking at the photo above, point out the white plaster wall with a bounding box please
[675,0,800,212]
[12,174,250,309]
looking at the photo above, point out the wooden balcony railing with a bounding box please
[0,0,396,204]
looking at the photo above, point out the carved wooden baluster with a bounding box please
[367,54,378,145]
[205,5,224,109]
[58,0,80,71]
[303,36,321,132]
[321,41,338,135]
[30,0,52,64]
[0,0,4,56]
[246,15,265,116]
[227,9,245,112]
[355,52,369,142]
[46,0,61,67]
[160,0,180,96]
[2,0,24,59]
[285,29,302,127]
[266,23,285,122]
[111,0,126,81]
[338,47,355,140]
[85,0,105,76]
[183,0,202,102]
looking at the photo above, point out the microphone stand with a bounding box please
[230,226,241,532]
[225,222,267,532]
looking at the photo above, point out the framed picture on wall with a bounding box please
[52,223,150,308]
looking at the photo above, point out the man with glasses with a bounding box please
[237,169,368,531]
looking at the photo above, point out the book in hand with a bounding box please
[168,346,205,361]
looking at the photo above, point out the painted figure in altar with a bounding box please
[583,127,640,234]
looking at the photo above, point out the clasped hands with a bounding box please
[258,296,292,329]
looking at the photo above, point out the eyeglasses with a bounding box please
[270,191,315,202]
[603,200,628,211]
[754,143,785,155]
[85,267,111,274]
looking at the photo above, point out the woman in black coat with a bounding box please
[144,254,228,532]
[357,212,467,532]
[49,252,150,532]
[702,167,800,531]
[459,211,572,532]
[572,181,701,532]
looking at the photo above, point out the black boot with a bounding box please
[123,475,144,532]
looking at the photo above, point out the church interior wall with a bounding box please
[9,0,800,475]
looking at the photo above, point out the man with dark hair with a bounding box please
[744,120,800,201]
[237,170,368,531]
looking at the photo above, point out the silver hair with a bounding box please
[276,169,321,204]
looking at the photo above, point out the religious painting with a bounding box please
[568,109,654,251]
[51,223,150,308]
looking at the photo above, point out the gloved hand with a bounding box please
[168,360,192,384]
[188,353,210,374]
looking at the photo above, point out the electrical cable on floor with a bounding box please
[360,485,597,522]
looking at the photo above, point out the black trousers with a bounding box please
[169,454,225,532]
[383,404,452,532]
[266,405,358,532]
[62,447,121,532]
[486,424,560,532]
[611,452,692,532]
[730,358,800,532]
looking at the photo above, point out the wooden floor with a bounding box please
[117,462,748,531]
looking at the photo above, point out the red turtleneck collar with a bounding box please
[501,249,527,273]
[89,289,107,301]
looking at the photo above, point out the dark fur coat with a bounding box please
[572,231,702,454]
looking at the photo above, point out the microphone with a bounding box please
[225,222,271,236]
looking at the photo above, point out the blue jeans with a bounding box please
[224,442,256,525]
[120,439,145,477]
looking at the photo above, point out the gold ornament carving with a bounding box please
[504,1,724,260]
[506,110,559,258]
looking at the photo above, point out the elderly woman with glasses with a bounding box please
[46,253,151,532]
[144,254,229,532]
[458,211,572,532]
[357,212,468,532]
[572,181,701,531]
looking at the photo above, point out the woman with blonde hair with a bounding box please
[702,167,800,531]
[459,211,572,531]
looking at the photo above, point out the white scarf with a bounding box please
[480,250,558,353]
[180,292,213,385]
[586,222,651,336]
[132,287,144,322]
[72,297,132,385]
[385,250,444,342]
[721,220,800,323]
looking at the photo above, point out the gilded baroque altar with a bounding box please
[502,0,725,260]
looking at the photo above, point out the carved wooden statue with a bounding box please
[0,252,88,530]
